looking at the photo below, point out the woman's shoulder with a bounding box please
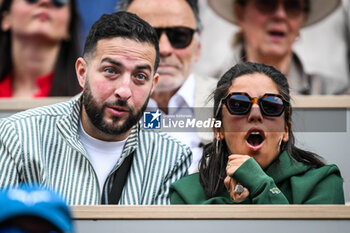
[304,163,342,181]
[289,163,344,204]
[273,151,342,180]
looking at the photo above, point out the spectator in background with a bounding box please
[118,0,217,173]
[0,0,81,98]
[0,186,74,233]
[208,0,348,94]
[76,0,119,46]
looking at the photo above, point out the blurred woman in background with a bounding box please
[208,0,347,94]
[0,0,81,97]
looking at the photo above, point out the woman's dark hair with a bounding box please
[0,0,81,96]
[199,62,325,198]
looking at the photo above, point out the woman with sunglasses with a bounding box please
[170,62,344,204]
[0,0,81,97]
[207,0,347,95]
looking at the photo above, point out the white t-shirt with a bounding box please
[78,121,127,195]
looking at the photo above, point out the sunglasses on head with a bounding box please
[154,26,197,49]
[216,92,289,117]
[25,0,70,8]
[251,0,307,18]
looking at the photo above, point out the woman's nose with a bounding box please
[247,103,263,123]
[273,1,288,19]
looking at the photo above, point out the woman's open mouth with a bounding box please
[246,128,265,151]
[267,29,286,42]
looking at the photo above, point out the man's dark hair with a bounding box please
[116,0,203,31]
[83,11,160,71]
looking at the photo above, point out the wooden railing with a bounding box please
[72,205,350,219]
[71,205,350,233]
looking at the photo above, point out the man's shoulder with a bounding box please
[1,97,78,124]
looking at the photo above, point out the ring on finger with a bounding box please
[235,184,244,195]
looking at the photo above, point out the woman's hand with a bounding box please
[224,154,250,202]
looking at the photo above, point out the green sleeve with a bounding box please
[232,158,290,204]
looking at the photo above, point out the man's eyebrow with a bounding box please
[100,58,152,73]
[101,57,122,67]
[135,64,152,73]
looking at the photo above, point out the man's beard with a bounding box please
[82,82,149,136]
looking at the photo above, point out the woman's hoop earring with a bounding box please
[216,139,221,155]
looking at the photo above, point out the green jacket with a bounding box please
[170,151,344,204]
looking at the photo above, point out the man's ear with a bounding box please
[193,35,202,62]
[150,73,159,94]
[75,57,88,89]
[1,12,11,31]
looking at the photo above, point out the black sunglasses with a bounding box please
[216,92,289,117]
[154,26,197,49]
[251,0,307,18]
[25,0,70,8]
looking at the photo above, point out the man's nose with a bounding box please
[158,32,174,56]
[114,75,132,101]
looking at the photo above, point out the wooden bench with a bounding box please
[72,205,350,233]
